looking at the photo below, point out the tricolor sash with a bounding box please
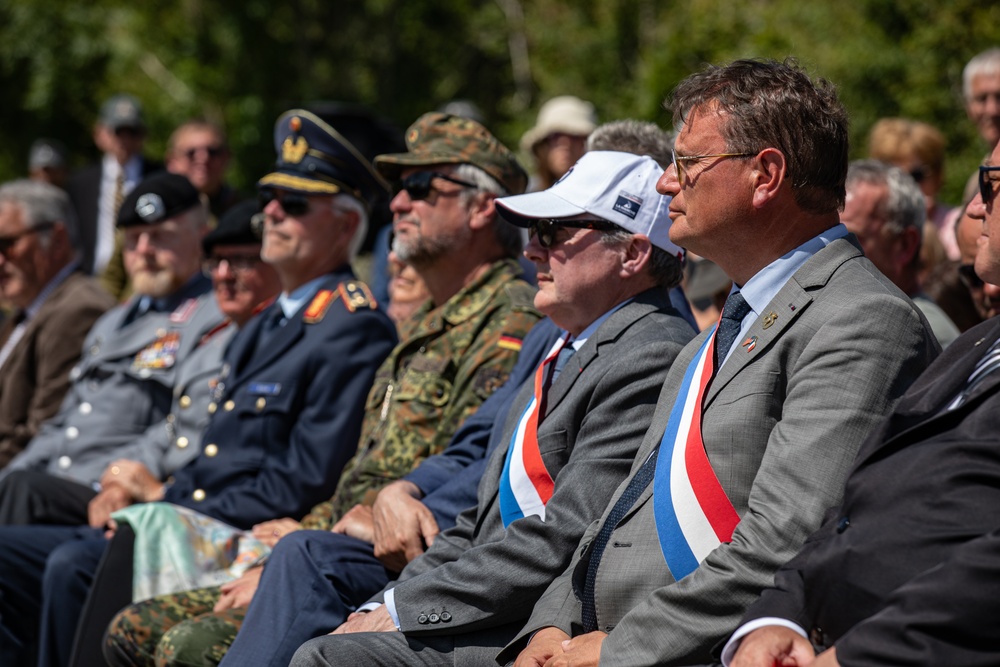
[498,335,569,527]
[652,325,741,580]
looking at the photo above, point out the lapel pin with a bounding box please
[742,336,757,352]
[762,311,778,329]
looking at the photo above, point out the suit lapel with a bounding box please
[229,305,305,388]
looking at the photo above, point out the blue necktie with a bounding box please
[714,291,751,371]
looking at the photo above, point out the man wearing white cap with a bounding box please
[237,151,691,667]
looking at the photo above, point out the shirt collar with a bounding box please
[277,275,329,319]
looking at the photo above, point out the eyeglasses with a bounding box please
[259,188,311,217]
[182,145,225,161]
[397,172,477,202]
[979,165,1000,205]
[203,254,262,275]
[909,166,927,184]
[958,263,985,289]
[671,149,755,182]
[0,222,55,257]
[528,218,620,249]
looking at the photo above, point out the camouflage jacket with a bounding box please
[302,259,540,529]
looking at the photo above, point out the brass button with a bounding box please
[255,397,266,411]
[204,443,219,457]
[224,400,235,412]
[176,436,189,449]
[192,489,206,501]
[207,402,217,414]
[179,396,192,409]
[156,328,167,337]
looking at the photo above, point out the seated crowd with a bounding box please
[0,50,998,667]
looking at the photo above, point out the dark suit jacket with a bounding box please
[739,316,1000,667]
[370,288,695,644]
[503,238,940,667]
[164,268,397,530]
[0,271,115,468]
[65,157,162,274]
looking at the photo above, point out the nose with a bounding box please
[523,230,546,264]
[389,188,412,215]
[986,93,1000,116]
[214,258,235,280]
[967,192,987,219]
[657,164,679,196]
[133,231,153,255]
[263,198,284,225]
[984,281,1000,299]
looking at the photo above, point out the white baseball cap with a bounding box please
[495,151,684,259]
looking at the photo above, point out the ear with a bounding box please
[896,226,922,265]
[751,148,787,210]
[466,192,496,231]
[619,234,654,279]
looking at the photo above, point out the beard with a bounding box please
[131,268,180,297]
[391,230,454,268]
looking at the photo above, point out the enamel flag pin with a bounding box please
[742,336,757,352]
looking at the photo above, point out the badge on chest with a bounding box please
[133,331,181,370]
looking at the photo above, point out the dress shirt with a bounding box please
[95,154,142,274]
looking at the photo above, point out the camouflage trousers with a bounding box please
[104,585,245,667]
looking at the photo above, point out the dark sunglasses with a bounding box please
[183,145,225,161]
[528,218,621,249]
[979,165,1000,205]
[958,263,984,289]
[0,221,55,256]
[202,254,262,274]
[397,172,477,201]
[258,188,310,217]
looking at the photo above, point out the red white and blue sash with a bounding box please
[498,335,569,527]
[652,325,741,580]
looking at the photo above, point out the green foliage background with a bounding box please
[0,0,998,203]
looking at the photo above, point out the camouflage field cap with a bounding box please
[258,109,389,205]
[374,112,528,195]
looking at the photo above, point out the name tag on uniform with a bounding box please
[133,332,180,370]
[248,382,281,396]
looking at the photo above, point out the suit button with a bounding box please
[440,611,451,623]
[179,396,192,409]
[90,345,99,356]
[809,626,825,646]
[255,398,266,411]
[224,400,236,412]
[70,366,81,380]
[428,613,440,624]
[79,402,92,415]
[192,489,206,501]
[204,444,218,457]
[156,328,167,338]
[65,426,80,439]
[176,437,189,449]
[417,613,429,624]
[836,517,850,533]
[139,368,152,378]
[58,455,72,469]
[207,402,217,414]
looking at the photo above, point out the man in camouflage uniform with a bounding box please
[104,112,541,667]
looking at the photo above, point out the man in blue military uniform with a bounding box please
[0,115,398,667]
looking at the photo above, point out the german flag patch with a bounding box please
[338,281,377,313]
[303,290,336,323]
[498,334,523,352]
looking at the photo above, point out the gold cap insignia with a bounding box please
[282,135,308,164]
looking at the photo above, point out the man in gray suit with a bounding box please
[288,150,695,666]
[504,59,939,667]
[0,172,224,526]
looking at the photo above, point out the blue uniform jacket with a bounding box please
[164,268,397,530]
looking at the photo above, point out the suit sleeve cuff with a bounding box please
[383,590,402,630]
[721,618,808,666]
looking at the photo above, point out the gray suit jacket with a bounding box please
[369,288,696,639]
[2,276,223,486]
[502,237,940,667]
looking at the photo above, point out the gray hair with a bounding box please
[846,159,926,236]
[0,179,80,249]
[600,228,683,289]
[585,120,674,168]
[963,48,1000,100]
[453,163,523,258]
[331,193,370,260]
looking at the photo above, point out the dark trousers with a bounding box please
[0,525,105,667]
[218,531,392,667]
[0,470,96,525]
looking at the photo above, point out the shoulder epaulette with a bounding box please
[337,280,378,313]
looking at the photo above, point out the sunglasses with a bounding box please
[183,145,225,161]
[0,221,55,256]
[958,263,984,289]
[528,218,621,249]
[203,254,262,275]
[397,172,477,202]
[979,165,1000,205]
[258,188,311,217]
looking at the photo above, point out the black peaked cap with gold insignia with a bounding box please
[258,109,389,206]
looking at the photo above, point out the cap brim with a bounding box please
[495,190,588,227]
[257,171,343,195]
[374,152,467,182]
